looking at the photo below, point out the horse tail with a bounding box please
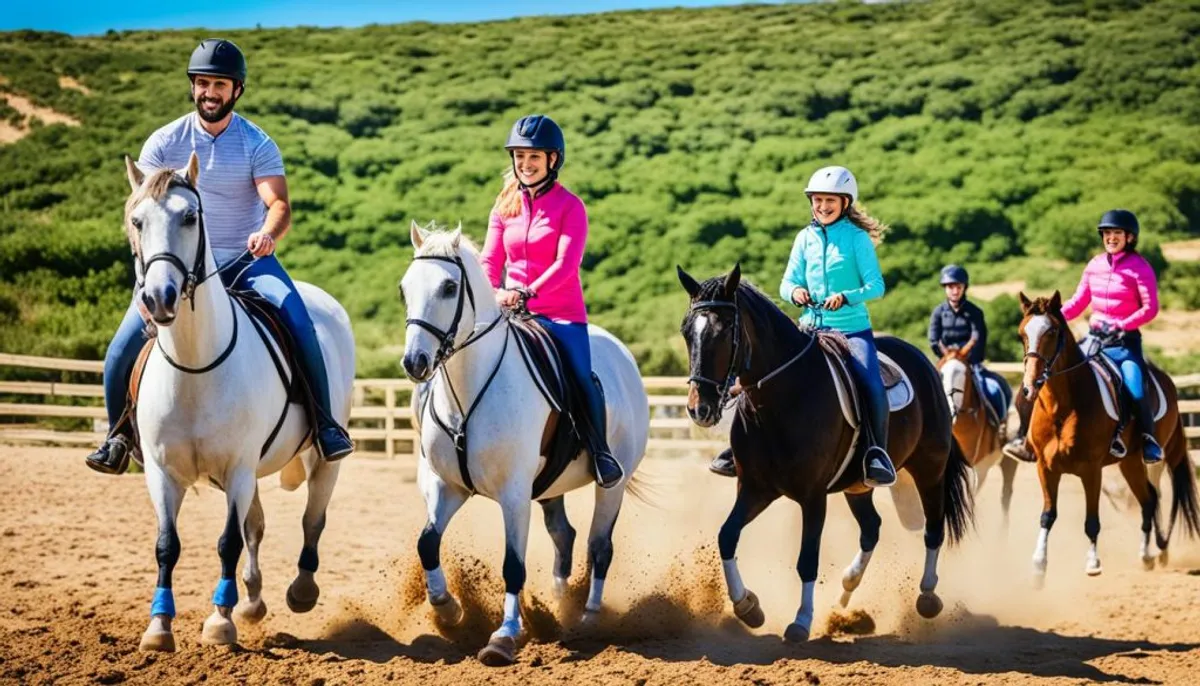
[942,437,976,547]
[624,468,664,510]
[1167,432,1200,542]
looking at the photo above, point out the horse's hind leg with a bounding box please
[539,496,576,600]
[1118,455,1159,570]
[914,471,948,619]
[202,467,256,646]
[288,457,341,613]
[839,491,881,607]
[478,487,533,667]
[235,488,267,624]
[785,495,828,642]
[417,462,471,629]
[581,483,625,621]
[718,487,776,631]
[1000,452,1019,530]
[1081,466,1104,576]
[139,461,186,653]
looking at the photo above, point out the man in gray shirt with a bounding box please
[86,39,354,474]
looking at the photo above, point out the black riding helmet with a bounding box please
[939,264,969,287]
[188,39,247,84]
[505,114,565,171]
[1098,209,1139,238]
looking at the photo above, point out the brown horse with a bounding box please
[1018,291,1198,582]
[677,264,974,642]
[936,349,1020,525]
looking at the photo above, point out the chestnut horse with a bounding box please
[936,350,1019,524]
[1018,291,1198,582]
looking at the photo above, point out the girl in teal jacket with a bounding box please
[783,166,893,488]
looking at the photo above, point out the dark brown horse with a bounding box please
[1018,291,1198,582]
[677,264,974,642]
[936,349,1021,525]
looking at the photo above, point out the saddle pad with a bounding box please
[1090,356,1167,423]
[822,349,915,489]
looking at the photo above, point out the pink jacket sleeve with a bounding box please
[1059,262,1092,322]
[527,198,587,296]
[479,211,507,289]
[1118,256,1159,330]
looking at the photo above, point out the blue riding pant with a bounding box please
[1100,332,1147,402]
[845,329,887,447]
[101,254,336,430]
[534,317,606,427]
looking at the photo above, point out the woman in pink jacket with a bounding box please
[480,115,624,488]
[1059,210,1162,463]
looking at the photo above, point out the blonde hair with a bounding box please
[492,168,523,219]
[846,202,888,245]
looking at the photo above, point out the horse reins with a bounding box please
[1024,318,1107,390]
[407,254,509,493]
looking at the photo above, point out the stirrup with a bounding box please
[85,435,132,475]
[863,447,896,489]
[1141,434,1163,464]
[1110,435,1128,459]
[593,451,624,489]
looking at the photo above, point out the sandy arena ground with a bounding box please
[3,446,1200,685]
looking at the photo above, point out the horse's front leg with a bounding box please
[477,487,532,667]
[1082,465,1104,576]
[718,486,776,630]
[839,491,881,607]
[1032,459,1062,586]
[416,459,471,629]
[201,466,256,646]
[287,457,341,613]
[139,460,186,652]
[785,495,828,643]
[235,488,267,624]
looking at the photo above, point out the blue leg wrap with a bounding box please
[151,587,176,618]
[212,577,239,608]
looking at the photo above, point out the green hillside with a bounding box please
[2,0,1199,376]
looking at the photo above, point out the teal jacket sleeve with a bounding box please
[779,230,808,304]
[841,230,885,306]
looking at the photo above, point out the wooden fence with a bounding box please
[1,353,1197,459]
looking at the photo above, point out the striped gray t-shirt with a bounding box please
[138,112,285,265]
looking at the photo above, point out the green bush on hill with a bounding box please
[1,0,1199,376]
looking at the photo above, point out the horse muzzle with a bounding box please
[402,349,433,382]
[141,284,179,325]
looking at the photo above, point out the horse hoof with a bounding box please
[138,630,176,653]
[236,598,268,624]
[783,622,810,643]
[1142,556,1156,572]
[553,577,569,601]
[916,592,944,619]
[1086,563,1103,577]
[477,635,517,667]
[1159,549,1170,567]
[286,578,320,614]
[1031,572,1046,590]
[733,590,765,629]
[838,590,853,608]
[579,608,601,627]
[201,614,238,646]
[431,593,464,628]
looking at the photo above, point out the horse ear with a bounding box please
[410,220,425,249]
[124,155,144,192]
[1019,291,1033,313]
[450,223,462,248]
[677,265,701,299]
[184,151,200,187]
[723,262,742,297]
[1049,290,1062,311]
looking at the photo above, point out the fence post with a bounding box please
[385,386,396,460]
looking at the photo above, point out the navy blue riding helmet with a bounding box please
[939,264,969,287]
[188,39,247,84]
[505,115,566,171]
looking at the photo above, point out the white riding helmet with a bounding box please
[805,166,859,204]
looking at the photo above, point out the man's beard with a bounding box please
[195,96,236,123]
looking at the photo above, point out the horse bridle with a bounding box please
[1023,316,1101,389]
[686,297,745,413]
[134,179,214,307]
[405,254,506,369]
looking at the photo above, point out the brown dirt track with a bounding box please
[3,446,1200,685]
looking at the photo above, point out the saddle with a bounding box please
[1084,340,1167,426]
[507,314,598,499]
[817,332,914,490]
[119,289,319,462]
[970,366,1007,429]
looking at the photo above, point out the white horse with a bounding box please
[399,224,649,666]
[124,153,355,652]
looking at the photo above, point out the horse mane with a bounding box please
[413,222,481,258]
[124,168,193,254]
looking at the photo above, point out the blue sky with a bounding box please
[2,1,795,36]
